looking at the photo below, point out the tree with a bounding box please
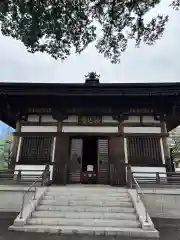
[169,128,180,168]
[0,139,12,165]
[0,0,178,63]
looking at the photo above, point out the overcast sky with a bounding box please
[0,0,179,83]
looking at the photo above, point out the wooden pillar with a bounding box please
[112,114,127,134]
[110,114,127,186]
[52,114,69,185]
[9,120,21,170]
[53,133,69,185]
[57,120,63,132]
[109,136,126,186]
[118,122,123,134]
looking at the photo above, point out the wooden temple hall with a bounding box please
[1,72,180,186]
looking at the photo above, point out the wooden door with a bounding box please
[109,136,126,186]
[98,138,109,184]
[52,134,69,185]
[68,138,83,183]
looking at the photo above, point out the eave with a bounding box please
[0,82,180,130]
[0,82,180,97]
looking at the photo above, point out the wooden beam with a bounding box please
[13,132,169,138]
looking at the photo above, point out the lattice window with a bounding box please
[19,136,53,164]
[127,137,162,166]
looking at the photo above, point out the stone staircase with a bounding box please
[9,185,159,239]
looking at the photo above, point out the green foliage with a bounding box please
[169,129,180,167]
[0,139,11,164]
[0,0,178,63]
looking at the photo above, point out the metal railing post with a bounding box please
[145,208,148,222]
[20,194,25,219]
[132,173,149,224]
[17,170,21,181]
[127,165,132,188]
[136,190,140,203]
[33,187,36,200]
[156,172,160,184]
[42,163,50,186]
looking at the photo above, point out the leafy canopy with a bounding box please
[0,140,11,163]
[0,0,179,63]
[169,129,180,167]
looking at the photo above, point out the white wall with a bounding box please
[16,137,22,163]
[124,116,140,123]
[63,116,78,123]
[27,115,78,123]
[51,137,56,163]
[143,189,180,219]
[102,116,117,123]
[0,187,34,212]
[124,138,128,164]
[27,115,39,122]
[15,165,54,180]
[124,126,161,134]
[124,115,161,123]
[131,166,166,178]
[62,126,118,133]
[143,116,160,123]
[41,115,57,122]
[21,126,57,132]
[26,115,161,125]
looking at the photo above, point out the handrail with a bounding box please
[20,173,43,219]
[132,173,149,223]
[0,169,46,172]
[19,164,50,219]
[132,171,180,175]
[131,171,180,186]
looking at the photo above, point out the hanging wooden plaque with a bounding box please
[78,116,102,125]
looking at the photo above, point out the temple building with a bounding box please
[0,72,180,186]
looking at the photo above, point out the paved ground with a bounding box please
[0,219,115,240]
[0,215,180,240]
[153,218,180,240]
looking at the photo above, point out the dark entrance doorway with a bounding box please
[81,136,98,184]
[68,136,110,185]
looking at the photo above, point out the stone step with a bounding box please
[32,211,138,220]
[46,191,128,196]
[48,186,127,193]
[36,205,135,213]
[27,218,141,228]
[9,225,159,238]
[45,191,129,197]
[47,189,128,196]
[40,199,133,207]
[43,195,130,201]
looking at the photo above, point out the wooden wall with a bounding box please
[13,113,169,185]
